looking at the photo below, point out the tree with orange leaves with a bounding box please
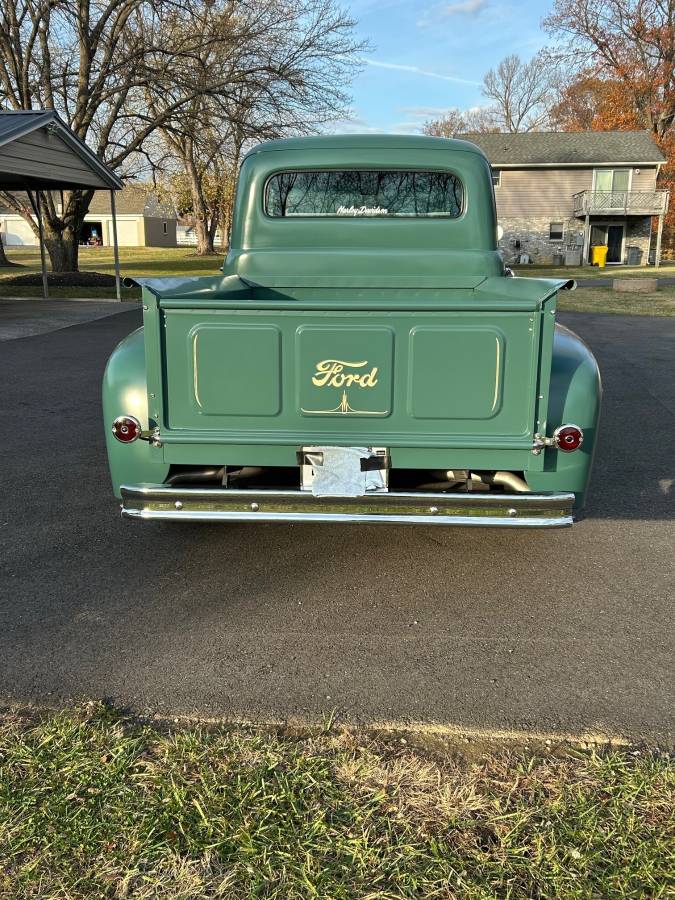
[544,0,675,241]
[544,0,674,138]
[551,75,642,133]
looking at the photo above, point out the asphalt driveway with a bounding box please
[0,297,130,340]
[1,310,673,743]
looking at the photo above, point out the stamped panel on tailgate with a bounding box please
[190,324,281,416]
[408,326,504,420]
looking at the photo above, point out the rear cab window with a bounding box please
[265,170,464,218]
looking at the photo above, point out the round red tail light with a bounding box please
[112,415,142,443]
[553,424,583,452]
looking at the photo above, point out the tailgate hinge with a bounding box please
[532,433,555,455]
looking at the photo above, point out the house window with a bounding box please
[549,222,564,241]
[491,169,501,187]
[162,222,168,234]
[594,169,630,192]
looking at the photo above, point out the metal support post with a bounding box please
[110,189,122,301]
[27,190,49,299]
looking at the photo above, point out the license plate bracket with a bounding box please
[300,446,389,497]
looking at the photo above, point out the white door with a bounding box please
[115,219,140,246]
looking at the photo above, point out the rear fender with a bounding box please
[102,327,170,498]
[526,324,602,510]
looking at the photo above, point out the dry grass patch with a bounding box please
[0,247,223,300]
[0,705,673,899]
[557,285,675,317]
[514,264,675,280]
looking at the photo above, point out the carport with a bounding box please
[0,110,123,299]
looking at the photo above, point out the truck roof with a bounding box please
[244,133,488,160]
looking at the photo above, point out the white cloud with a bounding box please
[359,57,480,86]
[399,105,456,117]
[442,0,487,14]
[417,0,488,27]
[389,121,430,134]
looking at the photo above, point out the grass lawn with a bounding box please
[0,247,225,301]
[558,285,675,317]
[1,247,674,315]
[0,705,672,899]
[513,263,675,280]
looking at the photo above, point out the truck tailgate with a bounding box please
[148,297,552,451]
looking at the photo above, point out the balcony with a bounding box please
[573,190,669,217]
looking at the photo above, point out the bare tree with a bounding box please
[0,0,363,270]
[423,108,469,137]
[152,0,365,255]
[423,52,556,137]
[1,0,163,270]
[156,123,243,255]
[482,53,557,132]
[423,106,500,137]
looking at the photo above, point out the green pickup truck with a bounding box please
[103,135,601,527]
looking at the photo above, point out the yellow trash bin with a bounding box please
[591,245,608,268]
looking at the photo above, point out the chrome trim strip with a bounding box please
[120,486,575,528]
[122,509,571,527]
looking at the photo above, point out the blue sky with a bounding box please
[336,0,555,133]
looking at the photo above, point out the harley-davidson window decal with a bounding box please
[266,170,463,218]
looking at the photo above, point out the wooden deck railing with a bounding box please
[573,190,669,216]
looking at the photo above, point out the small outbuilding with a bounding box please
[0,109,123,298]
[2,185,178,249]
[85,186,177,247]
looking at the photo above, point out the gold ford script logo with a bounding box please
[311,359,379,389]
[304,359,386,416]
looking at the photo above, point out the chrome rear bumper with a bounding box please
[120,485,575,527]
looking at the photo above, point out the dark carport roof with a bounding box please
[457,131,665,167]
[0,110,122,190]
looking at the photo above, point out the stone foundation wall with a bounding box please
[497,217,584,265]
[624,217,651,265]
[498,215,653,266]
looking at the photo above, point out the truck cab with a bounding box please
[104,135,601,527]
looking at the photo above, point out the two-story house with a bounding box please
[459,131,668,266]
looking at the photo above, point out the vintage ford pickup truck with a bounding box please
[104,135,601,527]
